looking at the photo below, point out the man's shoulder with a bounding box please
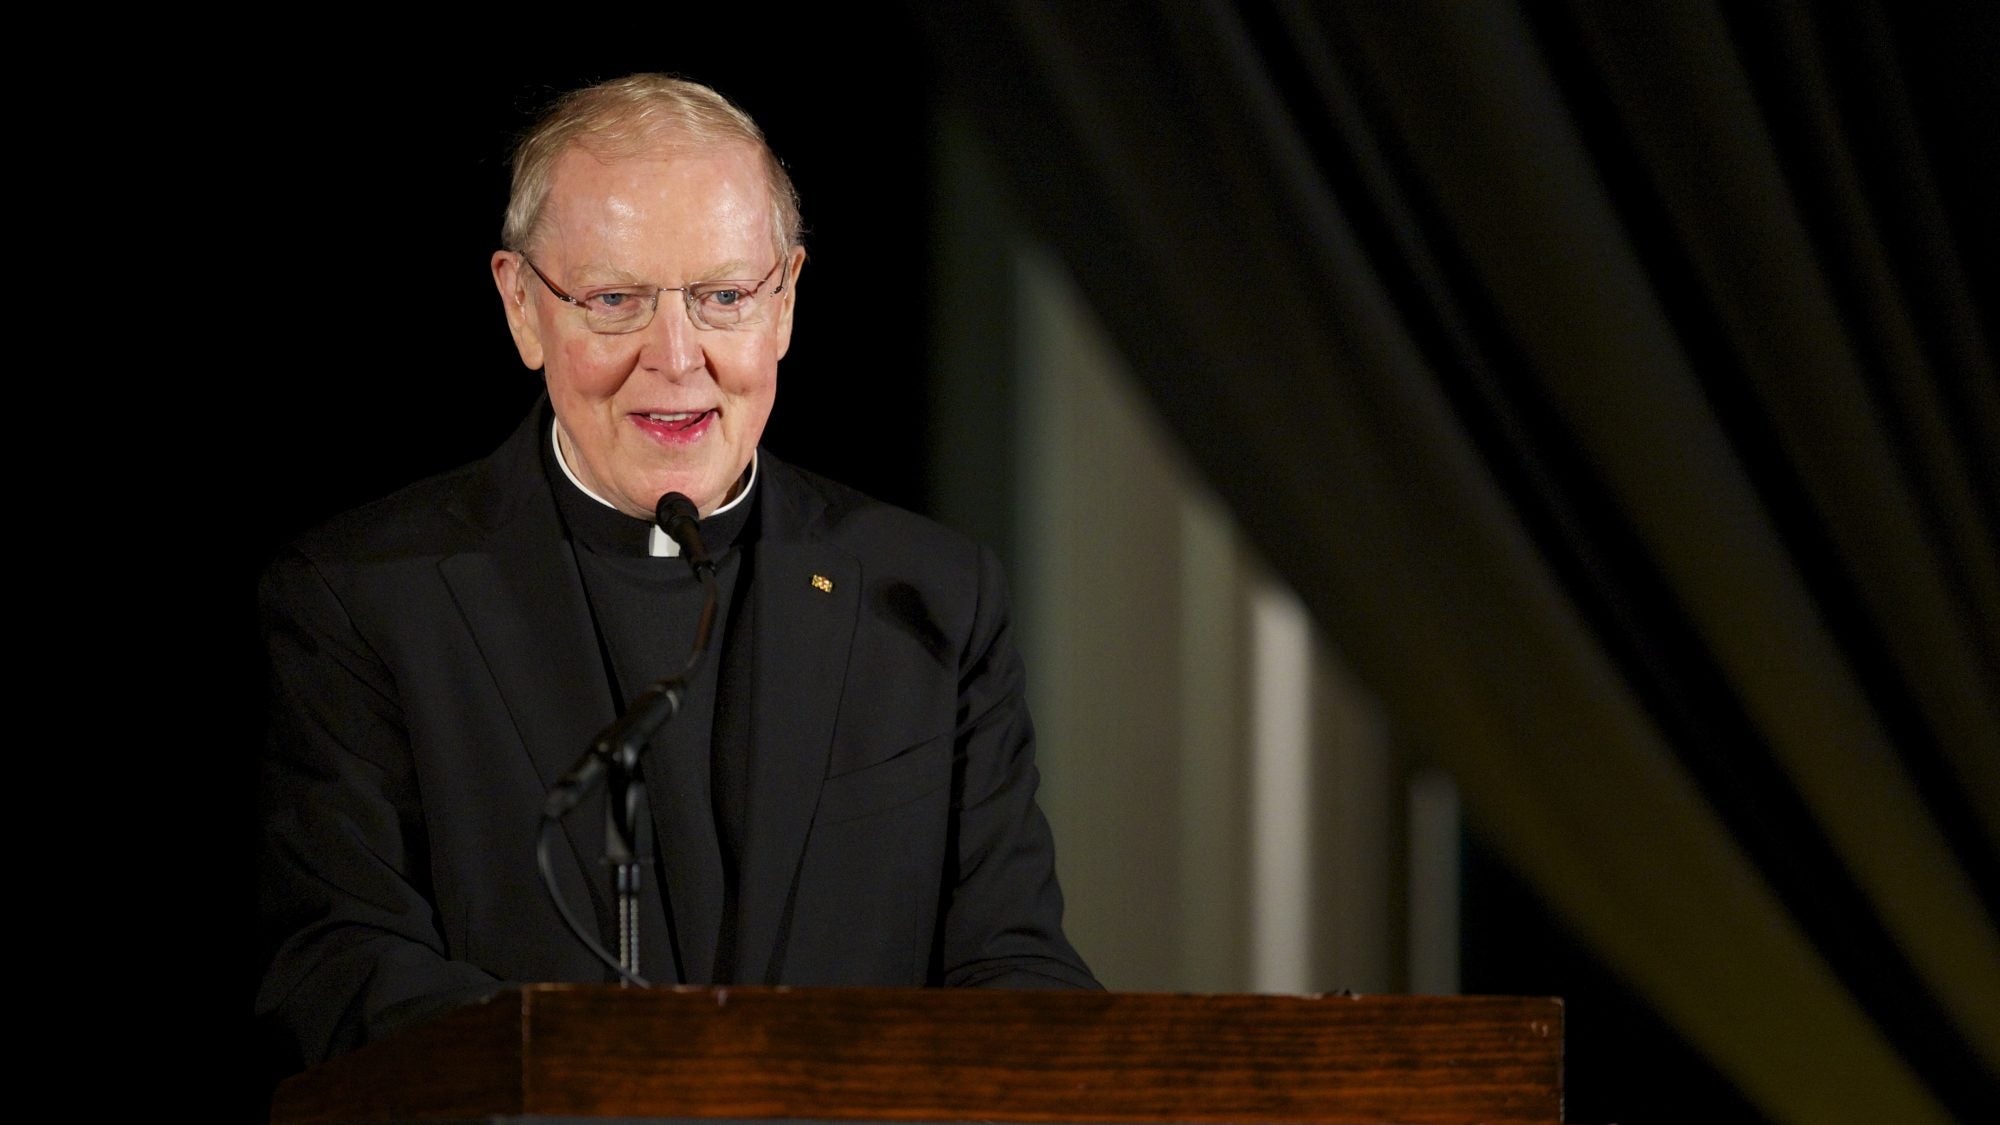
[276,405,548,577]
[761,453,987,572]
[283,458,497,571]
[759,454,1012,655]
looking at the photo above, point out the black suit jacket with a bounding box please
[257,402,1094,1069]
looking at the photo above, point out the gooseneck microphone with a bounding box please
[537,491,725,987]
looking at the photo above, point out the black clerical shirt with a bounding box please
[542,433,761,983]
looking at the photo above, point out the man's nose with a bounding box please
[638,293,705,375]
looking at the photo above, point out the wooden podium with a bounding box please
[271,985,1562,1124]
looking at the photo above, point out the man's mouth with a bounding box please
[632,408,718,445]
[640,409,716,432]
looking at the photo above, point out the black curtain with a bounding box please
[923,3,1998,1122]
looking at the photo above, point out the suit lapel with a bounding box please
[434,405,639,976]
[731,462,862,981]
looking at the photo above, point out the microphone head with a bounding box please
[655,492,700,530]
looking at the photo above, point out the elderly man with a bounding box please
[257,74,1095,1071]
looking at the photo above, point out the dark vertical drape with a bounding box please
[922,3,1999,1122]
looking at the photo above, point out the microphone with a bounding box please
[543,680,685,818]
[654,492,715,579]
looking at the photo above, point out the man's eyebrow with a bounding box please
[686,259,761,282]
[563,262,651,287]
[568,259,762,286]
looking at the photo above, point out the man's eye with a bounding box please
[701,287,747,308]
[583,290,644,313]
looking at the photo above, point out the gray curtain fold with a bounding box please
[923,2,2000,1122]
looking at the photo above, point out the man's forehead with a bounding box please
[532,140,774,270]
[548,137,766,199]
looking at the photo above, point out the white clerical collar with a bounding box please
[550,417,758,557]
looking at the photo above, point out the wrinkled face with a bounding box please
[492,142,803,518]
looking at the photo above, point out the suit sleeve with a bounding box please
[939,545,1101,989]
[256,547,502,1070]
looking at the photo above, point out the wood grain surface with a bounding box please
[273,985,1563,1124]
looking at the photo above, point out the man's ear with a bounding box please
[773,244,806,360]
[491,251,546,371]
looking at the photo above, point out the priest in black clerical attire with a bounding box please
[256,74,1095,1072]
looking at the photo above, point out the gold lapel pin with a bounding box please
[811,574,834,593]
